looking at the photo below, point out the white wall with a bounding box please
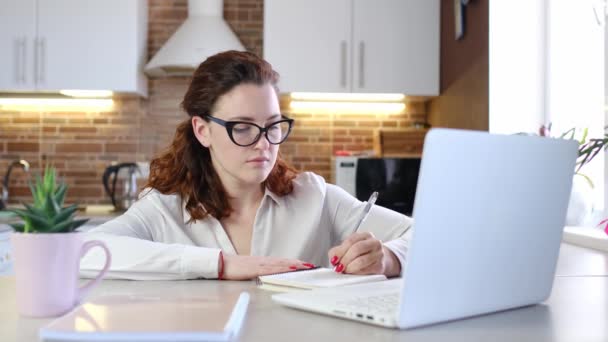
[489,0,547,134]
[490,0,606,218]
[548,0,605,212]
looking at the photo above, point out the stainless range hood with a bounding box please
[145,0,245,77]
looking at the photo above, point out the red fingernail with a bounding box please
[330,256,338,265]
[303,263,316,268]
[335,264,344,273]
[289,265,297,270]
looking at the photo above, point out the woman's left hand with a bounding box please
[327,232,401,277]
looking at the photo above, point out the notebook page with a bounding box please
[258,268,387,289]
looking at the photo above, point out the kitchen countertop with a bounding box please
[0,207,122,225]
[0,243,607,342]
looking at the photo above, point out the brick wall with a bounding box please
[0,97,146,204]
[0,0,424,206]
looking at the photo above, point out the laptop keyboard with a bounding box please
[336,292,400,315]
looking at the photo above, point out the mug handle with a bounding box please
[76,240,112,303]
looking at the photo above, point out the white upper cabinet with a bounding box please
[264,0,439,95]
[0,0,147,96]
[352,0,439,94]
[264,0,351,93]
[0,0,37,91]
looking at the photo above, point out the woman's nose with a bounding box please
[253,133,271,150]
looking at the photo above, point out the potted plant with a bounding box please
[539,124,608,226]
[8,166,111,318]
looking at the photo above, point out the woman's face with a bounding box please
[193,83,282,188]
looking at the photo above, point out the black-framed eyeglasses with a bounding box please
[204,114,295,147]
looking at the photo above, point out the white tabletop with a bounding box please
[1,243,607,342]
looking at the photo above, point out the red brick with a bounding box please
[381,121,398,127]
[59,126,97,133]
[67,118,92,124]
[60,170,97,178]
[42,118,67,124]
[344,144,371,151]
[293,157,312,163]
[288,136,309,143]
[105,143,137,153]
[74,178,102,185]
[338,114,377,121]
[251,12,263,21]
[7,186,31,197]
[357,121,381,127]
[56,143,102,153]
[13,117,40,124]
[333,136,353,143]
[7,142,39,152]
[67,187,103,197]
[334,120,357,127]
[348,129,374,136]
[110,118,138,125]
[298,145,332,156]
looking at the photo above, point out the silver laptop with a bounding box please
[272,128,578,329]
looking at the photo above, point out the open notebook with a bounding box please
[40,292,250,342]
[257,267,388,292]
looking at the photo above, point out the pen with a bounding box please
[352,191,378,234]
[399,224,412,237]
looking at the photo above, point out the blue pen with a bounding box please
[352,191,378,234]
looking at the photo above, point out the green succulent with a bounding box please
[9,166,88,233]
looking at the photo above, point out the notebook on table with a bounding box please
[257,267,388,292]
[40,292,250,342]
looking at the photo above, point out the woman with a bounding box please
[81,51,413,281]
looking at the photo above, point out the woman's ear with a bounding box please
[192,116,211,147]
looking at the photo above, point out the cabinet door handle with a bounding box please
[14,38,26,83]
[39,38,46,84]
[13,39,20,83]
[358,41,365,88]
[340,40,347,88]
[33,38,39,84]
[20,37,27,83]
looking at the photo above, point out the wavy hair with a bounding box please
[145,51,298,221]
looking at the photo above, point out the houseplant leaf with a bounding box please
[70,218,90,231]
[54,183,68,208]
[43,191,60,219]
[52,204,78,225]
[9,209,51,231]
[9,222,25,233]
[47,219,76,233]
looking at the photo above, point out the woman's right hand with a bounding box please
[221,254,315,280]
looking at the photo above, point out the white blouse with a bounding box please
[80,172,413,280]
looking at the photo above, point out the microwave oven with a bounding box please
[334,156,421,216]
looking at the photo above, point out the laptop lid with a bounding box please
[398,128,578,329]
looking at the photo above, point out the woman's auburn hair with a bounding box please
[145,50,298,221]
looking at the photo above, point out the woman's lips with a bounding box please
[247,157,270,163]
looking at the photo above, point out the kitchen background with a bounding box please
[0,0,487,206]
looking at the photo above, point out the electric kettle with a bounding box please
[102,162,140,211]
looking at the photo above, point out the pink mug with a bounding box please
[11,232,111,317]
